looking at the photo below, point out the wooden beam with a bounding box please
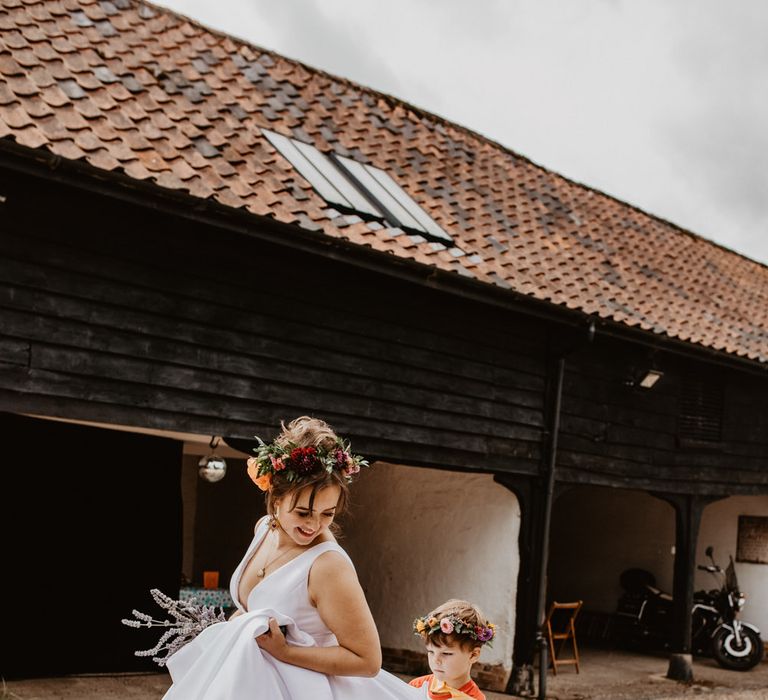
[651,492,725,681]
[495,473,546,697]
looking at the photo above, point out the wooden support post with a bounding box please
[495,474,546,697]
[497,330,588,698]
[652,492,723,681]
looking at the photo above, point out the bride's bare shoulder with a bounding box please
[307,548,356,599]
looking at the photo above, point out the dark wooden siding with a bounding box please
[558,339,768,494]
[0,169,546,474]
[1,166,767,495]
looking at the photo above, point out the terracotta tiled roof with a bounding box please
[1,0,766,364]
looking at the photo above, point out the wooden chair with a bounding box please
[545,600,583,674]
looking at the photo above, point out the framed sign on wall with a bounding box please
[736,515,768,565]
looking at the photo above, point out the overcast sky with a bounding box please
[155,0,768,265]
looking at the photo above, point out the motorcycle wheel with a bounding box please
[712,626,765,671]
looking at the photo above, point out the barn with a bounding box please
[0,0,766,693]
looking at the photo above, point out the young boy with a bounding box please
[410,599,496,700]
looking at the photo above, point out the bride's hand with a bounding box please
[255,617,288,659]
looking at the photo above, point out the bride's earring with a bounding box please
[269,512,279,530]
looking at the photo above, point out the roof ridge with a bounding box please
[141,0,767,271]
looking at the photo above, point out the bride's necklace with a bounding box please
[256,534,301,578]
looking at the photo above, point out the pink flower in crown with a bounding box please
[332,449,347,470]
[440,617,454,634]
[270,456,286,471]
[342,453,360,476]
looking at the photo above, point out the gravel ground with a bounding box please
[3,648,766,699]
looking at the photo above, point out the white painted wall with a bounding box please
[548,488,768,640]
[341,462,520,670]
[697,496,768,637]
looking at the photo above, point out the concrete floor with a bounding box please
[3,648,767,699]
[540,647,768,700]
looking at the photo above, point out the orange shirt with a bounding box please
[409,674,485,700]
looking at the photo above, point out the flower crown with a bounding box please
[246,435,369,491]
[413,614,496,647]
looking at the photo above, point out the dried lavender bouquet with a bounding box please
[122,588,226,666]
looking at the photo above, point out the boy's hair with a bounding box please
[417,599,492,651]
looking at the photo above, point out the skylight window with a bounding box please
[331,155,451,242]
[262,129,452,244]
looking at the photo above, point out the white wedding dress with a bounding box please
[163,518,422,699]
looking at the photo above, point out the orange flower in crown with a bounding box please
[246,461,272,492]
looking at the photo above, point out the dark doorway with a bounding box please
[546,486,676,648]
[1,413,183,677]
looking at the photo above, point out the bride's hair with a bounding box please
[274,415,339,451]
[266,416,351,521]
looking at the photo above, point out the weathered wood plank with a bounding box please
[0,365,542,467]
[559,413,677,450]
[0,336,29,366]
[559,432,767,472]
[28,345,544,440]
[554,467,768,496]
[557,443,766,482]
[0,266,545,402]
[0,229,547,385]
[0,301,545,417]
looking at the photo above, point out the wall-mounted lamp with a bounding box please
[198,436,227,483]
[638,369,664,389]
[626,368,664,389]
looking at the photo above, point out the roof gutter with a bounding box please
[0,141,766,378]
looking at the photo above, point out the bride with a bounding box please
[163,416,421,699]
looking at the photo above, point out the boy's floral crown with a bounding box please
[413,614,496,647]
[246,435,369,491]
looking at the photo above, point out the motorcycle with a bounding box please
[615,546,764,670]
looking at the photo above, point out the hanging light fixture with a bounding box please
[198,436,227,483]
